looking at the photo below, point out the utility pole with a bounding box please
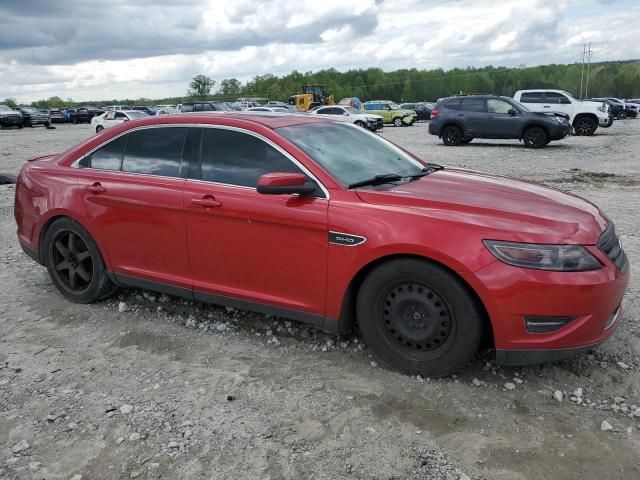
[579,44,586,99]
[585,42,593,98]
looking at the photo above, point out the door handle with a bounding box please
[486,115,494,118]
[543,105,551,108]
[456,113,464,117]
[191,196,222,208]
[85,182,106,194]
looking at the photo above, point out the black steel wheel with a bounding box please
[43,218,116,303]
[442,125,463,146]
[357,259,483,377]
[617,110,627,120]
[523,126,548,148]
[382,282,453,352]
[573,116,597,136]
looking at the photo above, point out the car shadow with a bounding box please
[435,142,572,150]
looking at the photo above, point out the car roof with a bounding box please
[106,112,334,129]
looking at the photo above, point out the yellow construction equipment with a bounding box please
[288,84,335,112]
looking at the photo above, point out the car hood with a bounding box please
[355,168,607,245]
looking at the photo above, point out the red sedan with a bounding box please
[14,113,629,376]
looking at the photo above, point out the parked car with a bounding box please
[48,109,66,124]
[14,114,629,377]
[153,105,178,114]
[132,106,156,115]
[310,105,383,131]
[68,107,104,124]
[514,90,609,136]
[363,101,417,126]
[400,102,431,121]
[180,102,232,112]
[587,98,623,122]
[429,95,571,148]
[103,105,132,111]
[0,104,23,128]
[90,110,147,133]
[605,98,638,119]
[13,107,50,127]
[245,106,290,112]
[338,97,362,109]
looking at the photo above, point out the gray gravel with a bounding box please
[0,120,639,479]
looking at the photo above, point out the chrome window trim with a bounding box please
[71,123,330,199]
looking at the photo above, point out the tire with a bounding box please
[442,125,463,146]
[354,120,366,128]
[0,173,17,185]
[573,116,597,136]
[462,137,473,144]
[393,117,403,127]
[95,125,104,133]
[18,124,23,129]
[617,111,627,120]
[522,126,548,148]
[72,117,78,124]
[42,218,116,303]
[356,259,483,377]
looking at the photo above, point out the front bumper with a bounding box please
[0,115,23,127]
[549,122,572,140]
[598,116,612,127]
[463,236,629,364]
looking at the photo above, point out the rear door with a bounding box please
[459,98,486,135]
[183,126,329,318]
[484,98,520,137]
[76,127,191,287]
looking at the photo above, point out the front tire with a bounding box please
[523,126,548,148]
[442,125,463,146]
[356,259,483,377]
[573,116,597,136]
[43,218,116,303]
[354,120,366,128]
[617,111,627,120]
[95,125,104,133]
[393,117,403,127]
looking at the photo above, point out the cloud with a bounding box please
[0,0,638,102]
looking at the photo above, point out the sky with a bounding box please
[0,0,638,103]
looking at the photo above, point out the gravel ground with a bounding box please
[0,121,639,480]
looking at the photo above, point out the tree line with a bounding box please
[5,59,640,109]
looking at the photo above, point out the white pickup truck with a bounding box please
[514,89,611,136]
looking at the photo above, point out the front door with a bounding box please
[484,98,521,138]
[183,126,329,318]
[76,126,191,287]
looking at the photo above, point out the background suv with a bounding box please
[429,95,571,148]
[363,101,417,126]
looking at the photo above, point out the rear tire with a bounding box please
[617,111,627,120]
[356,259,483,377]
[523,126,548,148]
[573,116,597,136]
[442,125,463,146]
[95,125,104,133]
[42,218,116,303]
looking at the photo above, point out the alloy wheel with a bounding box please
[50,230,94,293]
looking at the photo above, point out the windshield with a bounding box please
[388,102,402,110]
[0,105,13,112]
[509,98,531,112]
[278,122,424,187]
[344,107,360,114]
[562,91,577,101]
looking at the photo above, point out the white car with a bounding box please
[310,105,384,131]
[90,110,148,133]
[514,89,610,136]
[245,106,290,112]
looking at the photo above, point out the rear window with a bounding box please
[520,92,544,103]
[460,98,485,112]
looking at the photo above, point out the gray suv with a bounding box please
[428,95,571,148]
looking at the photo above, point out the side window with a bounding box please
[460,98,486,112]
[202,103,213,111]
[545,92,571,104]
[200,128,303,187]
[122,127,187,177]
[486,99,513,114]
[181,104,194,112]
[316,108,329,114]
[106,111,116,120]
[520,92,544,103]
[88,135,127,170]
[115,112,126,119]
[445,99,462,110]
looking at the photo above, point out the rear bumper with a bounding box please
[20,240,42,265]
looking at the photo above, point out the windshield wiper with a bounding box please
[348,164,445,189]
[348,173,403,189]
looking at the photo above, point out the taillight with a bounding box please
[430,109,440,118]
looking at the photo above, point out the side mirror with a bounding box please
[342,112,349,116]
[256,172,316,196]
[508,108,517,116]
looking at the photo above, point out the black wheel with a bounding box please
[573,116,597,136]
[43,218,116,303]
[393,117,403,127]
[354,120,366,128]
[72,117,78,124]
[18,124,24,129]
[0,173,17,185]
[95,125,104,133]
[356,259,483,377]
[617,111,627,120]
[442,125,463,146]
[462,136,473,144]
[522,126,548,148]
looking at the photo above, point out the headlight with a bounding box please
[483,240,601,271]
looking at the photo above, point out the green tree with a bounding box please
[2,98,17,108]
[187,75,215,98]
[219,78,242,99]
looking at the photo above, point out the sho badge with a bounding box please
[329,231,367,247]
